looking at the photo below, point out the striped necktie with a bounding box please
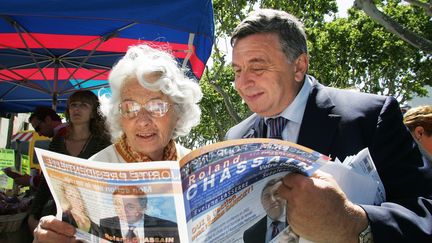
[267,117,288,139]
[271,220,280,239]
[125,226,137,243]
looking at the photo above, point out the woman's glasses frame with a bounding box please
[119,99,172,119]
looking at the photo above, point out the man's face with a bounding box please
[232,33,304,117]
[30,117,54,137]
[261,181,286,220]
[113,195,145,224]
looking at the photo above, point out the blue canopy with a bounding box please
[0,0,214,112]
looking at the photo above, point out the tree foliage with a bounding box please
[179,0,432,148]
[354,0,432,53]
[309,6,432,101]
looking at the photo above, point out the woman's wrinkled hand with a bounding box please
[33,215,77,243]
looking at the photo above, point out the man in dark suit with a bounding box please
[227,9,432,243]
[98,186,179,243]
[243,178,287,243]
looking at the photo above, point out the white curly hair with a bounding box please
[99,44,203,141]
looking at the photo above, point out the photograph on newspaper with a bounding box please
[35,138,331,242]
[35,148,187,243]
[179,138,329,243]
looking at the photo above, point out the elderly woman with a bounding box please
[32,44,203,242]
[92,44,202,162]
[403,105,432,166]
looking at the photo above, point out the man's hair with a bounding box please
[404,105,432,136]
[113,185,147,208]
[29,106,61,123]
[231,9,307,62]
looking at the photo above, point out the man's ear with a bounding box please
[414,126,425,140]
[294,53,309,82]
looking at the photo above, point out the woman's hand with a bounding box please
[33,215,77,243]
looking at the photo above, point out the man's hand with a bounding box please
[14,174,31,186]
[32,215,77,243]
[278,170,369,243]
[2,167,33,187]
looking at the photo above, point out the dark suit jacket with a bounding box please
[226,75,432,242]
[243,216,286,243]
[243,216,267,243]
[98,215,180,243]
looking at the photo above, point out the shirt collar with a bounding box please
[265,75,312,124]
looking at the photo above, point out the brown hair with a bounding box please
[65,90,110,140]
[403,105,432,136]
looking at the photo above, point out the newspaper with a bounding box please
[35,138,382,243]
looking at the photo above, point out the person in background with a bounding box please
[226,8,432,242]
[28,90,112,233]
[29,106,67,138]
[243,178,287,243]
[3,106,67,188]
[32,43,202,242]
[403,105,432,166]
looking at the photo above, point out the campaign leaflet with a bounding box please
[179,138,329,242]
[35,138,330,243]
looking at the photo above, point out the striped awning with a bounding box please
[11,131,33,142]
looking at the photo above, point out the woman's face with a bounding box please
[120,79,178,160]
[68,101,93,126]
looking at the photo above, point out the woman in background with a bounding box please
[28,90,112,232]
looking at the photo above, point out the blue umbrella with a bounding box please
[0,0,214,112]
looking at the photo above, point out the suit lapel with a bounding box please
[297,81,340,157]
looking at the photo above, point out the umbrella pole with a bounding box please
[52,59,59,111]
[5,113,14,149]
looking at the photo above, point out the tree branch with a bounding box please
[208,104,226,141]
[204,51,243,123]
[354,0,432,53]
[404,0,432,16]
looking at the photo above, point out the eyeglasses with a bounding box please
[69,102,91,110]
[119,99,172,119]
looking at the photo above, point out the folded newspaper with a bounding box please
[34,138,384,243]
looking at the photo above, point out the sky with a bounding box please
[337,0,354,17]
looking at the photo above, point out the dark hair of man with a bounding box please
[230,9,308,63]
[29,106,61,123]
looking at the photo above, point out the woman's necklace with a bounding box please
[79,134,92,155]
[65,134,92,156]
